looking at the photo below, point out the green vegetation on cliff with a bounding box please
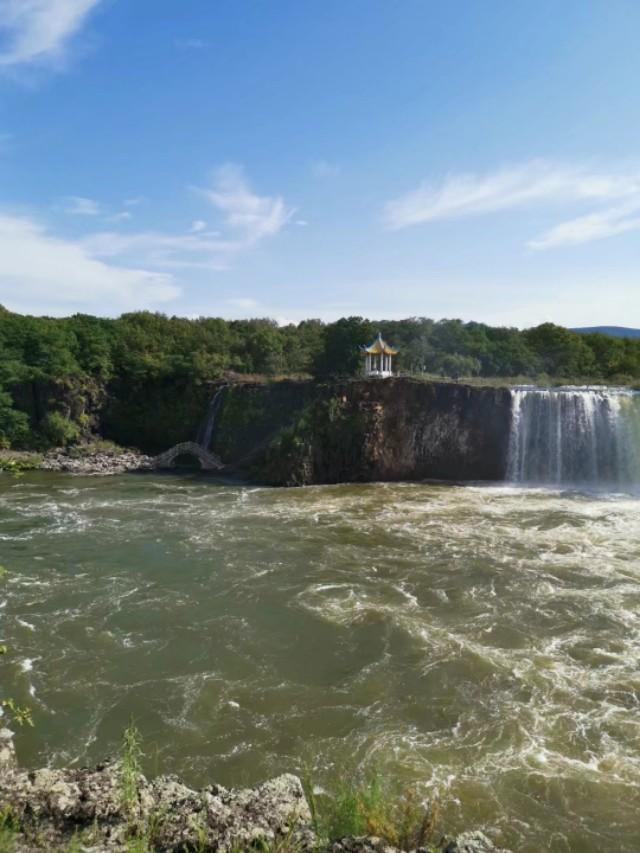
[1,306,640,451]
[258,396,371,486]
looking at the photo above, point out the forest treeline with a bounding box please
[1,306,639,448]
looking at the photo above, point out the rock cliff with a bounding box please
[211,379,512,486]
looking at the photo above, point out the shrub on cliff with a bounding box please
[41,412,81,447]
[0,391,29,449]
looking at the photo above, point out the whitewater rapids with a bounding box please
[0,474,639,851]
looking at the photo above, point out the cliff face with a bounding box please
[100,377,213,454]
[212,378,513,486]
[7,376,513,484]
[211,380,316,464]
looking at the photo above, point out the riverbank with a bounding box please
[0,730,508,853]
[0,445,152,476]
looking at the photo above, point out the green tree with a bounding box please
[0,391,29,448]
[436,353,482,379]
[312,317,376,378]
[524,323,596,377]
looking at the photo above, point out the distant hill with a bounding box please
[572,326,640,338]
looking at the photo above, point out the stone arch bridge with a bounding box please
[152,442,224,471]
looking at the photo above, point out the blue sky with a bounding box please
[1,0,640,327]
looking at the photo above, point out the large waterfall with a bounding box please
[507,386,640,486]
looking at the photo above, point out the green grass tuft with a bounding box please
[0,808,19,853]
[120,718,144,815]
[310,771,440,851]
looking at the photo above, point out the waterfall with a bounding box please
[196,384,228,451]
[507,386,640,486]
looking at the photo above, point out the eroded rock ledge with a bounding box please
[0,730,510,852]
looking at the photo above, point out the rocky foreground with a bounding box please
[0,731,509,853]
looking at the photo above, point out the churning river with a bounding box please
[1,473,639,852]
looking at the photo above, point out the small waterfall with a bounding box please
[507,386,640,486]
[196,384,228,451]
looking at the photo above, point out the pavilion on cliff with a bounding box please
[361,333,398,377]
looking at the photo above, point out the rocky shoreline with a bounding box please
[0,730,510,852]
[0,447,153,476]
[40,448,153,475]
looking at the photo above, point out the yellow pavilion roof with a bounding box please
[361,333,399,356]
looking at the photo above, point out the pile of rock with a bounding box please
[41,449,152,475]
[0,729,511,852]
[331,832,509,853]
[0,730,312,851]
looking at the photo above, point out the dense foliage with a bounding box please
[1,305,639,449]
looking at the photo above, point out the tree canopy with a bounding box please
[0,307,638,449]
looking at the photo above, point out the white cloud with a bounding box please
[198,163,294,245]
[0,165,292,315]
[81,229,240,271]
[312,160,340,178]
[175,38,207,50]
[62,195,101,215]
[0,213,178,315]
[105,210,132,223]
[123,197,142,207]
[226,297,260,311]
[528,202,640,250]
[75,167,292,275]
[384,160,640,229]
[0,0,103,68]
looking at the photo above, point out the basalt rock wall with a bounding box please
[213,378,513,486]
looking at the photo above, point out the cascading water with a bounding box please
[507,386,640,486]
[196,384,228,450]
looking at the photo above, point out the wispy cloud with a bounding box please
[105,210,132,223]
[384,159,640,251]
[0,213,178,316]
[312,160,340,178]
[384,161,640,229]
[0,0,103,68]
[528,202,640,250]
[0,165,293,315]
[226,297,260,312]
[175,38,207,50]
[62,195,101,215]
[198,163,294,245]
[81,229,239,271]
[82,165,292,272]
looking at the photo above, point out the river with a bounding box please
[1,473,639,851]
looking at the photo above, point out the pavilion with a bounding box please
[361,333,398,377]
